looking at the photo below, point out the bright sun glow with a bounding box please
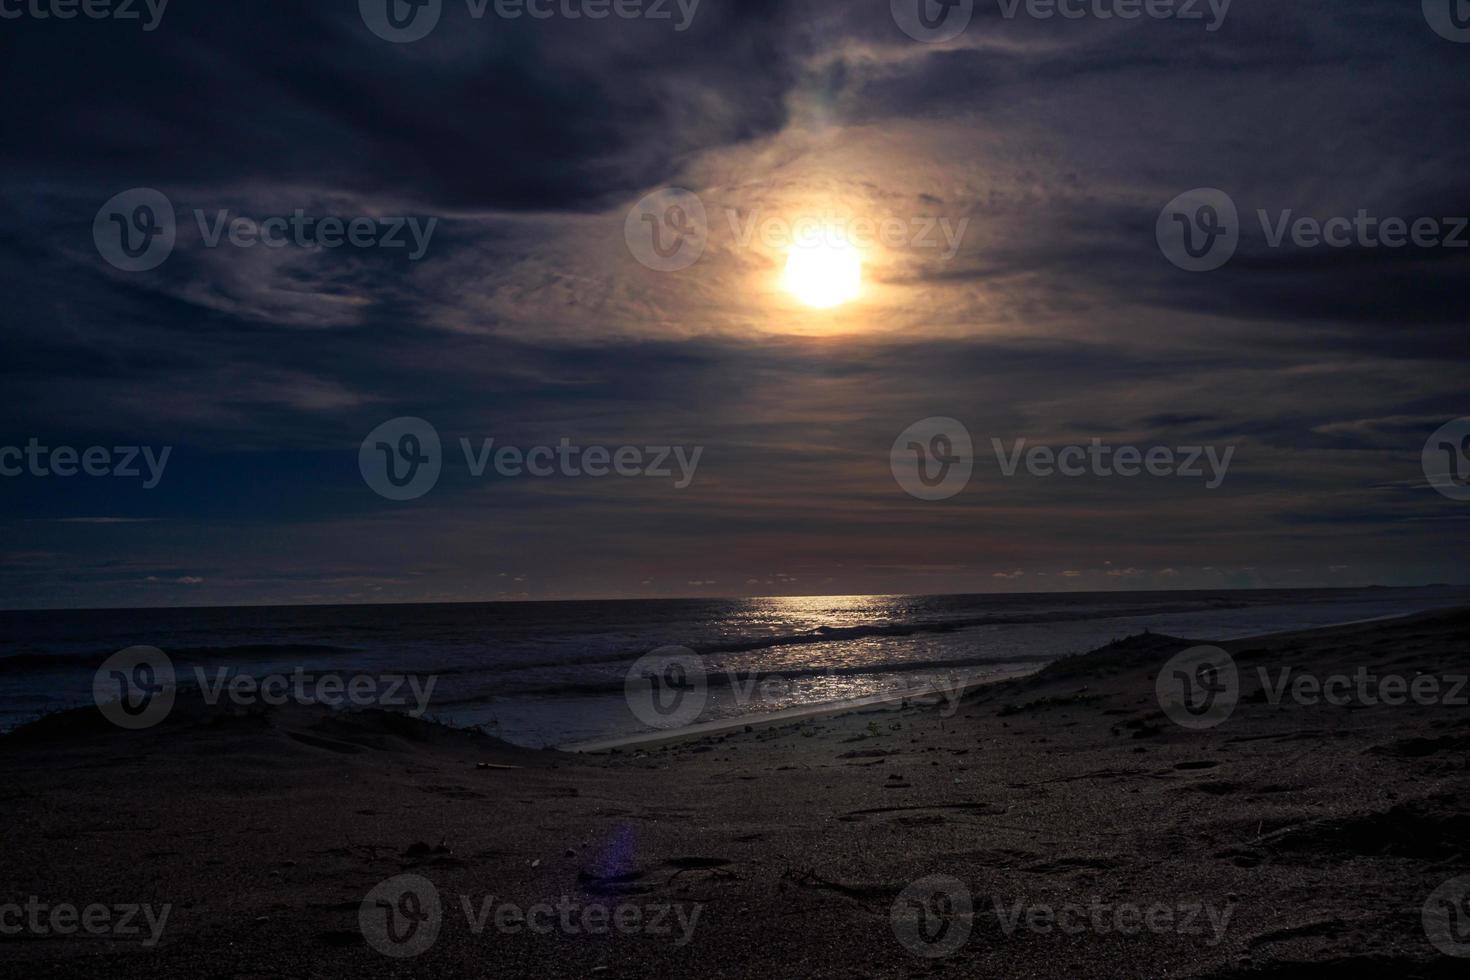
[782,233,862,309]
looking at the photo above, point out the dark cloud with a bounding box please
[0,0,794,211]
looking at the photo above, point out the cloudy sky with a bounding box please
[1,0,1467,608]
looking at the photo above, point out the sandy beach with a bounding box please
[3,608,1469,977]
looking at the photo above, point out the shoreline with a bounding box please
[561,603,1467,753]
[559,663,1043,752]
[5,587,1464,740]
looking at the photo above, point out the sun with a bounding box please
[782,232,862,309]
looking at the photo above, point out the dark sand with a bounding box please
[3,609,1470,977]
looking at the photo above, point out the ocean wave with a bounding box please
[402,599,1252,681]
[0,598,1252,681]
[0,643,360,675]
[428,653,1060,704]
[690,603,1248,655]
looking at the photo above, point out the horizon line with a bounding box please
[1,581,1458,616]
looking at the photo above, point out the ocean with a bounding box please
[2,586,1466,747]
